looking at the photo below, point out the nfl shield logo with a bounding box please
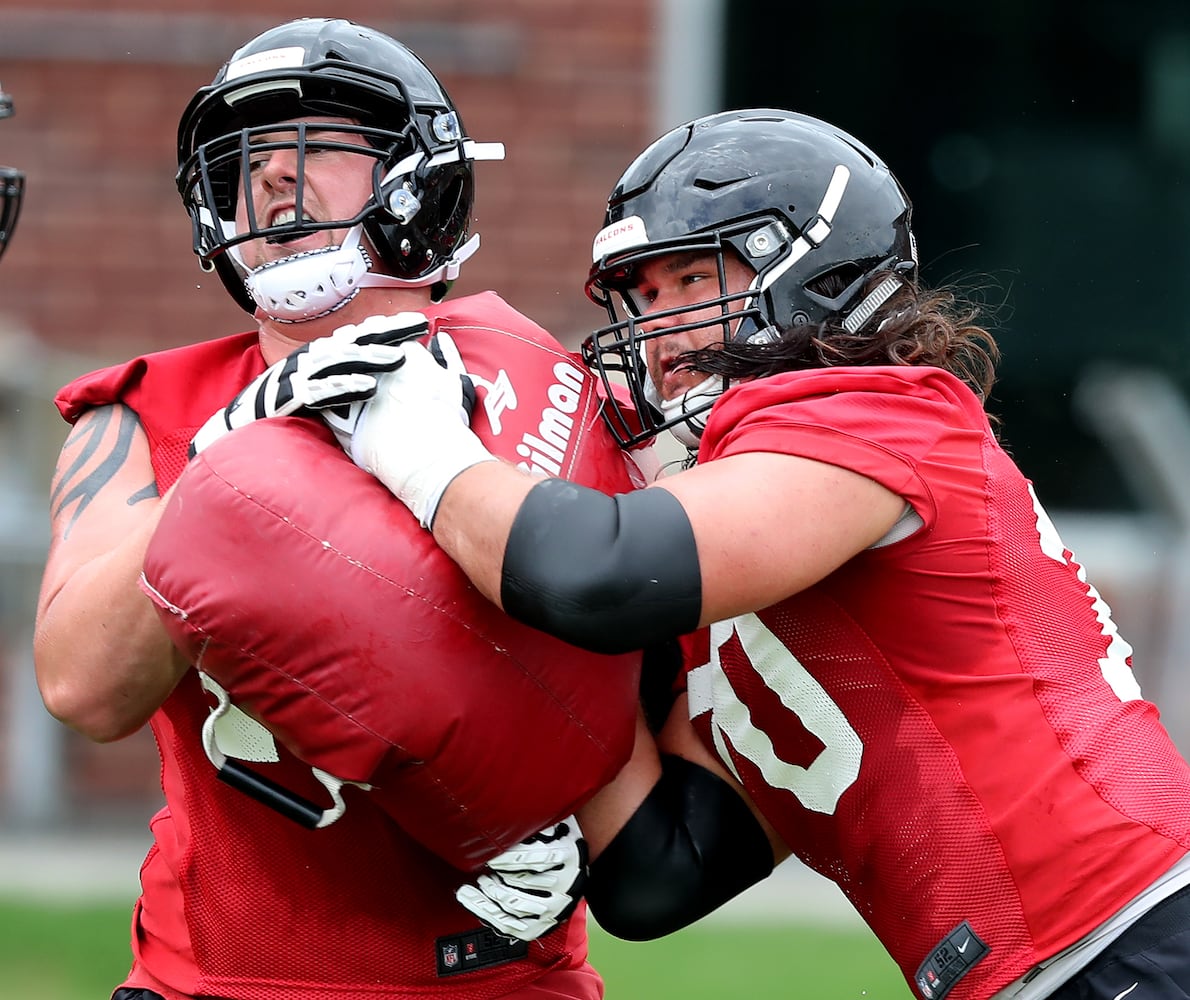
[442,943,459,969]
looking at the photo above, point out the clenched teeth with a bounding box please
[270,208,315,227]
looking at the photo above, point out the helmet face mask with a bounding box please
[175,18,502,319]
[583,228,771,449]
[186,118,413,261]
[0,85,24,261]
[582,108,917,448]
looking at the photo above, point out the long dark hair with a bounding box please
[684,271,1001,406]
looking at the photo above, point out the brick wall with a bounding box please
[0,0,658,821]
[1,0,656,357]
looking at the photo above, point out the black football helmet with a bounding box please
[0,84,24,261]
[583,108,917,447]
[176,18,503,322]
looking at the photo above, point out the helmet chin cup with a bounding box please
[669,415,707,450]
[243,225,370,323]
[644,373,721,449]
[241,224,486,323]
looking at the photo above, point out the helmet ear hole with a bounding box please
[806,262,865,300]
[438,174,467,233]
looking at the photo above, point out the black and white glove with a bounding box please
[190,313,428,456]
[323,330,497,528]
[455,816,589,942]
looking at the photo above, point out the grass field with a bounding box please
[0,896,911,999]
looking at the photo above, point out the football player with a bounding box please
[0,83,25,260]
[35,18,620,1000]
[328,109,1190,1000]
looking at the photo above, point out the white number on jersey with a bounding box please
[1029,484,1140,702]
[687,614,862,815]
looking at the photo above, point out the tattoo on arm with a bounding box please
[50,407,157,538]
[128,482,158,506]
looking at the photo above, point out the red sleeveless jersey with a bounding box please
[685,366,1190,1000]
[55,293,597,1000]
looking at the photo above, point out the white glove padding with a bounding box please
[190,313,428,456]
[323,331,497,529]
[455,816,589,942]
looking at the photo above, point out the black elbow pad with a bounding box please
[500,479,701,654]
[585,755,775,941]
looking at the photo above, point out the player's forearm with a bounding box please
[430,460,536,608]
[576,708,664,861]
[34,502,186,741]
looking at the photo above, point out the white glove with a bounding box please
[190,313,427,455]
[323,331,497,528]
[455,816,588,942]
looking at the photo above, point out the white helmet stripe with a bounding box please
[758,163,850,295]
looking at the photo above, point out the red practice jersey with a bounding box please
[685,366,1190,1000]
[55,293,601,1000]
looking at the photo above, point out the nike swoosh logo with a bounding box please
[1113,983,1139,1000]
[957,936,971,954]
